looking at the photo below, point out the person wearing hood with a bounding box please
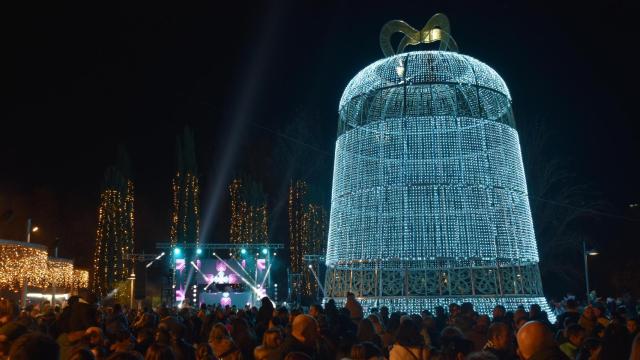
[208,323,241,360]
[255,297,274,341]
[281,314,328,359]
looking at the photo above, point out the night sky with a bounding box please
[4,0,639,297]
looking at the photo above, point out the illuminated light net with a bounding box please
[0,240,48,291]
[48,257,75,290]
[72,269,90,292]
[325,51,552,319]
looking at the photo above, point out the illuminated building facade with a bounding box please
[324,15,549,315]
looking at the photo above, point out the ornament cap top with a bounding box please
[380,13,458,57]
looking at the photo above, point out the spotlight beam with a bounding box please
[190,261,211,283]
[308,265,326,298]
[191,261,218,291]
[232,258,254,280]
[199,5,283,244]
[259,261,273,289]
[182,267,197,306]
[212,254,260,293]
[146,252,165,268]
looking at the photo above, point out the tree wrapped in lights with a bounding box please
[324,14,551,317]
[288,181,328,298]
[288,181,307,275]
[229,178,268,245]
[0,240,48,291]
[91,148,135,297]
[170,127,200,249]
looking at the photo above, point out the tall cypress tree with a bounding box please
[170,127,200,249]
[229,177,268,245]
[288,180,328,297]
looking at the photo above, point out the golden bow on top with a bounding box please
[380,13,459,57]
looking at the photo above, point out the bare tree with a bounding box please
[520,119,608,295]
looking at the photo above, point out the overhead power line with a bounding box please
[529,196,639,222]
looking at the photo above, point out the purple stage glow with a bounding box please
[176,259,186,272]
[221,292,232,306]
[215,261,227,272]
[228,274,238,283]
[176,287,185,302]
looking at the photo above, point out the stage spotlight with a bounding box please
[240,248,247,255]
[196,248,202,255]
[174,248,181,256]
[262,248,268,255]
[308,264,313,269]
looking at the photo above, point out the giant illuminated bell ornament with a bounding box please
[324,14,551,317]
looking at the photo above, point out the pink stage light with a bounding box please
[175,288,185,302]
[212,271,229,284]
[204,274,215,284]
[228,274,237,284]
[221,292,231,306]
[257,259,266,271]
[176,259,186,272]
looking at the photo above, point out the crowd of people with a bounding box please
[0,290,639,360]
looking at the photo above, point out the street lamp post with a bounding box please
[583,240,599,303]
[26,218,38,243]
[128,272,136,310]
[22,219,39,307]
[52,247,58,306]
